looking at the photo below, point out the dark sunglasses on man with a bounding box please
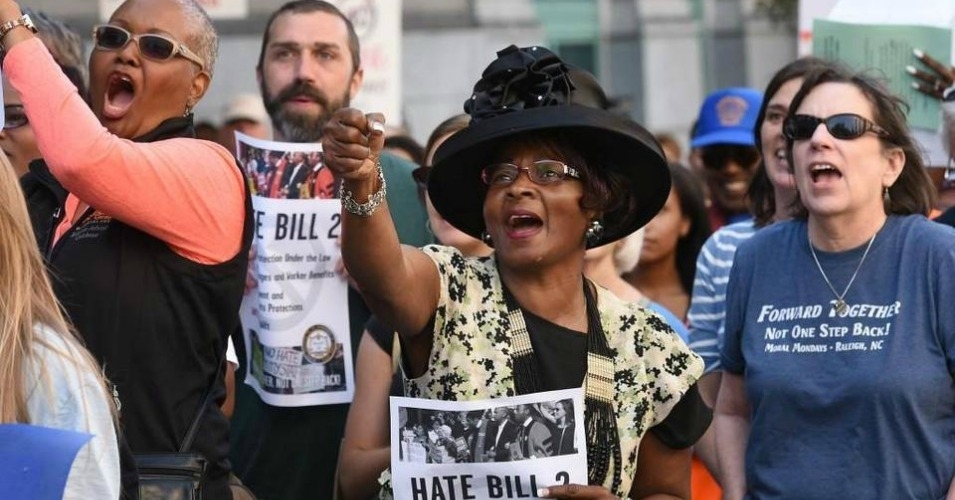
[92,24,206,71]
[700,145,760,171]
[783,113,890,141]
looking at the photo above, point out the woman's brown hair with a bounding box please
[784,64,936,218]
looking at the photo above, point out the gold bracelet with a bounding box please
[341,159,386,217]
[0,14,36,50]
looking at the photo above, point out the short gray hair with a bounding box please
[176,0,218,76]
[113,0,218,75]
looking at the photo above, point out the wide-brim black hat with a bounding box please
[429,45,670,248]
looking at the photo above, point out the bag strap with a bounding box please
[179,344,226,453]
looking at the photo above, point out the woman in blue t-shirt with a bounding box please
[715,63,955,499]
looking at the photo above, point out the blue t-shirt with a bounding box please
[722,215,955,499]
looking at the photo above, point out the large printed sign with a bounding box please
[99,0,248,20]
[390,389,588,500]
[236,132,353,407]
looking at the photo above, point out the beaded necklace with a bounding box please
[502,278,622,492]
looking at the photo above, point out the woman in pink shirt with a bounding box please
[0,1,250,498]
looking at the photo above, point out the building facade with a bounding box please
[27,0,796,151]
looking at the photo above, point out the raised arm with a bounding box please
[4,37,245,264]
[321,108,440,337]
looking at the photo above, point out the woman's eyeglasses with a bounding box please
[783,113,889,141]
[481,160,581,186]
[92,25,205,71]
[3,105,28,130]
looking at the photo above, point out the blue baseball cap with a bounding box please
[690,87,763,148]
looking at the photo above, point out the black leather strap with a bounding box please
[179,350,225,452]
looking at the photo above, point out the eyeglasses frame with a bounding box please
[783,113,890,141]
[91,24,206,72]
[481,160,581,186]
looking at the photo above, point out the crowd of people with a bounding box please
[241,147,331,199]
[1,0,954,499]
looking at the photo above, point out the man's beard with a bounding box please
[261,79,349,143]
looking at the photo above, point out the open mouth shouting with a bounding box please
[809,162,842,184]
[504,209,543,240]
[103,72,136,120]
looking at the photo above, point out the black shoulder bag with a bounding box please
[134,363,221,500]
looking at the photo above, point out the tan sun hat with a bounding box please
[222,93,269,125]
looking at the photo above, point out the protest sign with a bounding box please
[236,132,353,407]
[813,19,951,130]
[390,389,587,500]
[802,0,955,164]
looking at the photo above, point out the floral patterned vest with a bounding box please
[402,246,703,497]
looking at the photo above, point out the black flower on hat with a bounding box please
[465,45,575,123]
[429,44,670,248]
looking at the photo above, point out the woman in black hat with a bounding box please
[323,45,709,498]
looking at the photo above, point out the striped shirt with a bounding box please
[687,220,756,372]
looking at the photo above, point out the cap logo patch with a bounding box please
[716,96,748,126]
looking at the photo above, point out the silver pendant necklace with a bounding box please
[808,232,877,315]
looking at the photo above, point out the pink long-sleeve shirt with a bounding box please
[5,37,245,264]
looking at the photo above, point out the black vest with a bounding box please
[24,116,252,500]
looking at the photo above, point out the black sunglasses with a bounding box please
[3,105,28,130]
[783,113,889,141]
[92,25,205,71]
[700,145,760,171]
